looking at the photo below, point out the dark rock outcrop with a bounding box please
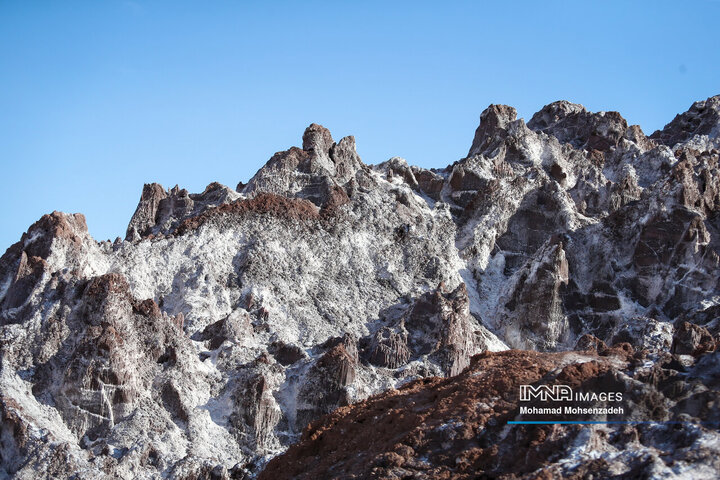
[499,239,570,350]
[366,326,411,369]
[468,104,518,157]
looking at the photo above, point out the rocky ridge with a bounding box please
[0,95,719,478]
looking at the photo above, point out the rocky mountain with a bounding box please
[1,95,720,479]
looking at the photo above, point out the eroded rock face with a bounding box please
[294,343,357,431]
[2,97,720,478]
[499,239,570,350]
[402,283,477,376]
[125,183,167,241]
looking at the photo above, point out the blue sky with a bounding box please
[1,1,719,251]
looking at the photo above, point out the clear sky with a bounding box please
[1,1,719,251]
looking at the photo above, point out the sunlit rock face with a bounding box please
[1,95,720,478]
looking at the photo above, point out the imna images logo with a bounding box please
[519,385,573,402]
[518,385,624,403]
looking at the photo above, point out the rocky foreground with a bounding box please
[1,96,720,478]
[261,345,720,479]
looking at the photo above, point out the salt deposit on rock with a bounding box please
[2,96,720,478]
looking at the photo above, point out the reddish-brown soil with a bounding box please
[174,193,321,236]
[259,349,636,480]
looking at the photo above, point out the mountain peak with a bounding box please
[302,123,334,153]
[651,94,720,146]
[467,104,519,156]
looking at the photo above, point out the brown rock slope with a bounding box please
[261,346,720,479]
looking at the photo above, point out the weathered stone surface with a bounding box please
[230,368,282,453]
[294,343,357,431]
[125,182,243,240]
[268,340,306,366]
[366,326,411,369]
[468,104,518,156]
[672,321,716,357]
